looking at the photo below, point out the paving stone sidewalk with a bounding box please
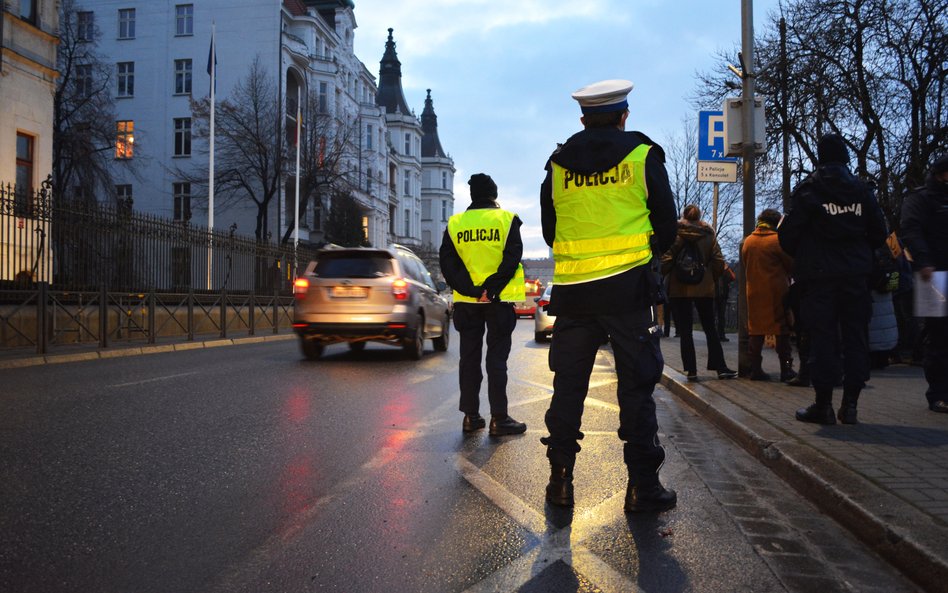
[659,329,948,592]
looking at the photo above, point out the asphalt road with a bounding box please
[0,321,921,592]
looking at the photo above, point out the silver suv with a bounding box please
[292,244,451,360]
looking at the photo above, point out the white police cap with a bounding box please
[571,79,634,114]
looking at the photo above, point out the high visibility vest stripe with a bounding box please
[448,209,526,303]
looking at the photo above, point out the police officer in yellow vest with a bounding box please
[540,80,679,512]
[439,173,528,436]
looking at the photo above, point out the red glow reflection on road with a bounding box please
[279,387,318,525]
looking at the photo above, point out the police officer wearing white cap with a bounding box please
[539,79,679,512]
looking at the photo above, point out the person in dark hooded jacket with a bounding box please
[899,154,948,414]
[661,204,737,382]
[538,79,678,514]
[778,134,888,425]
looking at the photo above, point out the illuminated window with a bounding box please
[117,62,134,97]
[115,120,134,159]
[118,8,135,39]
[173,118,191,157]
[175,4,193,36]
[174,59,192,94]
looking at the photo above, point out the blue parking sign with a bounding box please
[698,111,737,161]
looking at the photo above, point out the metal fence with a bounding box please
[1,181,321,354]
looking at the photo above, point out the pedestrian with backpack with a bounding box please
[661,204,738,381]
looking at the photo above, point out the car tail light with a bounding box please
[293,277,309,298]
[538,298,550,308]
[392,278,409,300]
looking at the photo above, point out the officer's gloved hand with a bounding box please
[481,273,505,302]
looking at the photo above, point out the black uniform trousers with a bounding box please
[543,310,666,482]
[453,301,516,417]
[799,276,872,394]
[922,317,948,406]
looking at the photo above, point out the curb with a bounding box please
[0,333,297,370]
[661,368,948,593]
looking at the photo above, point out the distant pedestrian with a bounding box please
[741,208,796,382]
[439,173,528,435]
[867,245,900,369]
[715,263,736,341]
[899,154,948,414]
[661,204,738,381]
[778,134,888,424]
[539,79,679,513]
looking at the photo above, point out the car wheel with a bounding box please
[348,341,366,352]
[403,319,424,360]
[300,338,324,360]
[534,331,547,343]
[433,315,450,352]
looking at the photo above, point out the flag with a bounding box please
[206,30,217,92]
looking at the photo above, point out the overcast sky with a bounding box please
[351,0,782,258]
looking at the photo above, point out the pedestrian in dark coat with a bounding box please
[661,205,737,381]
[778,134,888,425]
[899,153,948,414]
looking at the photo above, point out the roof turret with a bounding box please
[421,89,446,158]
[375,28,412,115]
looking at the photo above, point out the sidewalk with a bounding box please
[659,330,948,592]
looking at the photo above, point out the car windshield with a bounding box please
[314,254,394,278]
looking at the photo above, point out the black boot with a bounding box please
[546,464,574,507]
[796,388,835,425]
[780,358,797,383]
[837,387,860,424]
[624,477,677,513]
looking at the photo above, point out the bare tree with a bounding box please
[324,192,369,247]
[54,0,128,204]
[695,0,948,228]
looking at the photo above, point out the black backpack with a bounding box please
[674,240,706,285]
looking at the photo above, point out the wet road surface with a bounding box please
[0,322,921,592]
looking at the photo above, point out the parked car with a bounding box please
[292,244,451,360]
[534,283,555,342]
[514,278,544,317]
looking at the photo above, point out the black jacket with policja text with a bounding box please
[539,127,678,316]
[778,164,888,281]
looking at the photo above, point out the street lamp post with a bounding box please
[737,0,757,375]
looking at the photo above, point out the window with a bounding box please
[403,209,410,236]
[77,11,95,41]
[367,168,373,192]
[175,4,193,36]
[422,230,431,245]
[441,200,448,222]
[19,0,36,24]
[117,62,134,97]
[75,64,93,97]
[403,172,410,197]
[173,118,191,156]
[404,133,410,155]
[174,59,192,94]
[318,82,328,114]
[173,182,191,221]
[115,120,134,159]
[365,124,373,150]
[118,8,136,39]
[116,184,133,205]
[442,171,448,190]
[422,199,431,220]
[15,133,34,216]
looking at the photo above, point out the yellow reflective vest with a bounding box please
[551,144,654,285]
[447,209,526,303]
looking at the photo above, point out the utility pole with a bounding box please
[780,17,790,211]
[737,0,757,375]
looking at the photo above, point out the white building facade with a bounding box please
[74,0,450,250]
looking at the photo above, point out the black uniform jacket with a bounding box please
[540,127,678,316]
[439,199,524,301]
[778,164,888,281]
[900,173,948,271]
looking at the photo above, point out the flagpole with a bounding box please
[294,103,301,280]
[207,22,216,291]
